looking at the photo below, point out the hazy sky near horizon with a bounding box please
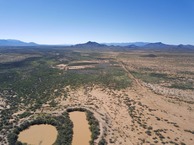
[0,0,194,44]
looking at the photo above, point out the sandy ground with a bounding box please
[54,67,194,145]
[5,76,194,145]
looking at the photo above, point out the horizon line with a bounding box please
[0,39,194,46]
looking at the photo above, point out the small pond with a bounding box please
[69,111,91,145]
[18,124,58,145]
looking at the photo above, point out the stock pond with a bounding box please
[18,124,57,145]
[69,111,91,145]
[18,111,91,145]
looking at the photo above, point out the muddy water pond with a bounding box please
[69,111,91,145]
[18,124,58,145]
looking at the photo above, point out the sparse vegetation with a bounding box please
[169,82,194,90]
[130,71,170,84]
[1,46,194,145]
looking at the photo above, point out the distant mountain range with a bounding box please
[73,41,194,51]
[0,39,194,51]
[0,39,37,46]
[141,42,194,50]
[103,42,149,47]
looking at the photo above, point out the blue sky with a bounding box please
[0,0,194,44]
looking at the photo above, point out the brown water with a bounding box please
[18,124,57,145]
[69,111,91,145]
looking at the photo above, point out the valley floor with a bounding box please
[41,63,194,145]
[1,49,194,145]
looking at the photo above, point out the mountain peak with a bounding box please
[86,41,99,45]
[154,42,163,44]
[74,41,106,48]
[144,42,170,48]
